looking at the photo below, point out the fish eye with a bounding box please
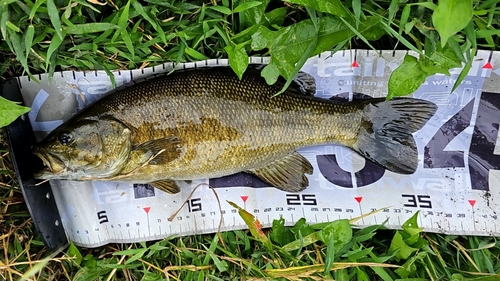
[58,131,73,145]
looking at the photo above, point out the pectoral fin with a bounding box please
[132,137,182,165]
[150,180,181,194]
[247,152,313,192]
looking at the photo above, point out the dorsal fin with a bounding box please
[246,64,316,96]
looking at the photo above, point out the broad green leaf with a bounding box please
[285,219,351,252]
[421,45,462,76]
[46,0,63,40]
[285,0,349,18]
[264,7,287,26]
[270,217,294,246]
[252,16,381,80]
[273,6,318,95]
[387,54,426,99]
[401,211,424,236]
[67,243,83,265]
[282,231,320,251]
[243,0,270,26]
[317,219,352,252]
[0,96,30,128]
[395,251,427,278]
[233,1,262,13]
[261,63,280,85]
[291,218,314,237]
[66,23,120,34]
[432,0,473,47]
[389,231,418,260]
[225,44,248,80]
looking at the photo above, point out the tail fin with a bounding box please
[352,98,437,174]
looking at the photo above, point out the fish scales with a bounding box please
[33,66,438,193]
[91,68,361,180]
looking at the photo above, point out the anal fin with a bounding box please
[247,152,313,192]
[150,180,181,194]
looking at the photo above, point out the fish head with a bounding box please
[33,118,132,180]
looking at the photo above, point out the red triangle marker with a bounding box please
[468,200,476,207]
[241,195,249,203]
[352,60,359,68]
[354,196,363,203]
[483,62,493,69]
[143,207,151,214]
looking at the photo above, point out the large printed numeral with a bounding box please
[423,92,500,190]
[187,198,202,212]
[97,211,109,224]
[316,154,385,188]
[316,92,385,188]
[468,92,500,190]
[424,99,474,169]
[286,194,318,206]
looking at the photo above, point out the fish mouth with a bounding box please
[33,148,66,178]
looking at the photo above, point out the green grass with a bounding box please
[1,0,500,280]
[2,130,500,280]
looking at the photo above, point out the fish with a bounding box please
[33,66,437,194]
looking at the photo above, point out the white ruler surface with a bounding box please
[17,50,500,247]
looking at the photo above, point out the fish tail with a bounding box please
[352,98,437,174]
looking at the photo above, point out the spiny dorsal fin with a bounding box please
[292,72,316,96]
[150,179,181,194]
[132,137,182,165]
[247,151,313,192]
[246,65,316,96]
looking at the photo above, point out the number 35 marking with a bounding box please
[402,194,432,208]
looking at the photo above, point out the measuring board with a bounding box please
[10,50,500,248]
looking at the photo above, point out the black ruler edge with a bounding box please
[2,78,68,251]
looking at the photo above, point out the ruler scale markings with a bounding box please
[354,197,364,224]
[18,52,500,247]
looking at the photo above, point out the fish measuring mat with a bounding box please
[14,50,500,248]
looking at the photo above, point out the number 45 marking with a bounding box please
[424,92,500,191]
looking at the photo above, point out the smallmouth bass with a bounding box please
[33,66,437,193]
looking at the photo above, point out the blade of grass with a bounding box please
[46,0,63,40]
